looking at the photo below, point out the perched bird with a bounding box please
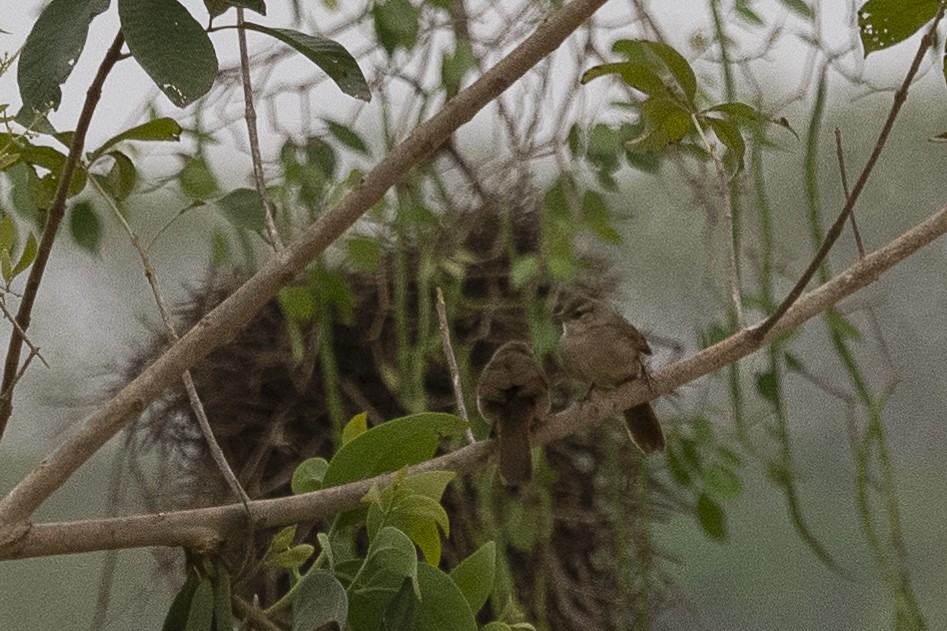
[557,297,665,454]
[476,341,550,486]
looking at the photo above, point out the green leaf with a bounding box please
[293,571,348,631]
[279,285,316,321]
[826,309,862,341]
[17,0,110,115]
[510,256,540,288]
[413,563,478,631]
[185,578,214,631]
[580,62,667,97]
[10,232,36,280]
[210,565,233,631]
[857,0,939,56]
[1,249,12,284]
[322,413,467,487]
[270,525,297,552]
[383,578,418,630]
[704,463,742,500]
[702,116,747,170]
[101,151,138,200]
[441,40,477,95]
[449,541,496,614]
[373,0,420,56]
[779,0,814,19]
[566,124,583,157]
[69,201,102,254]
[163,568,201,631]
[238,23,370,101]
[735,0,765,25]
[612,39,697,104]
[325,120,369,154]
[347,237,382,271]
[342,411,369,445]
[119,0,219,108]
[370,493,450,565]
[628,97,693,153]
[696,493,727,542]
[755,370,780,407]
[291,457,329,494]
[89,118,182,163]
[0,215,15,253]
[26,167,58,209]
[581,190,621,244]
[271,544,315,570]
[179,157,219,201]
[362,526,419,595]
[216,188,266,233]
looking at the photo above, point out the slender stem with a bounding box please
[435,287,475,444]
[237,9,284,252]
[0,32,125,444]
[834,127,866,256]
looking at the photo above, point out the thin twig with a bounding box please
[0,32,125,443]
[233,595,288,631]
[435,287,475,444]
[5,201,947,558]
[0,296,48,368]
[755,6,945,339]
[691,113,745,328]
[91,177,252,513]
[0,0,610,530]
[237,8,284,253]
[834,127,866,256]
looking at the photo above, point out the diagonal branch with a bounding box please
[754,6,944,339]
[0,0,609,534]
[0,33,126,444]
[5,201,947,559]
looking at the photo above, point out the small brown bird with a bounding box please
[557,297,665,454]
[476,341,550,486]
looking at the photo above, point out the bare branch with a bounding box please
[0,0,610,533]
[5,201,946,559]
[435,287,475,444]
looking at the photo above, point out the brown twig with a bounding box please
[435,287,475,444]
[237,8,284,253]
[834,127,866,256]
[4,201,947,559]
[754,6,944,339]
[0,32,125,443]
[0,0,609,532]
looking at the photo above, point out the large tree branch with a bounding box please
[0,0,608,537]
[4,202,946,559]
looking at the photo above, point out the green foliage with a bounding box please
[69,200,102,254]
[162,561,233,631]
[236,23,371,101]
[119,0,219,108]
[321,412,467,487]
[582,39,791,171]
[373,0,420,56]
[16,0,110,116]
[857,0,940,56]
[666,418,744,542]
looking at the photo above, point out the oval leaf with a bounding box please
[293,571,348,631]
[696,493,727,542]
[449,541,496,614]
[238,23,370,101]
[857,0,939,56]
[119,0,219,107]
[89,118,182,163]
[413,563,478,631]
[17,0,110,115]
[322,413,467,487]
[291,457,329,494]
[215,188,265,232]
[70,200,102,254]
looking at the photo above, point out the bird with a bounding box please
[556,297,665,454]
[476,341,550,486]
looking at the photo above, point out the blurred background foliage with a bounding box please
[1,0,946,629]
